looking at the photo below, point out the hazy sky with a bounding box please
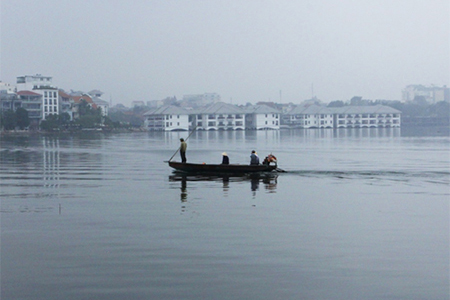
[1,0,449,105]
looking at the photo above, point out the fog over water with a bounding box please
[1,128,449,300]
[1,0,449,105]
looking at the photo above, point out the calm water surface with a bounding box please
[1,127,449,300]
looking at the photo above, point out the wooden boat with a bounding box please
[168,161,277,173]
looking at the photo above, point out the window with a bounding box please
[53,92,57,97]
[177,115,179,119]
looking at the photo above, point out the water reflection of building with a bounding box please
[43,137,60,189]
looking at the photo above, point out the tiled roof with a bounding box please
[58,90,71,98]
[243,104,281,114]
[72,95,97,109]
[143,105,189,116]
[198,102,244,114]
[91,97,109,106]
[17,90,41,96]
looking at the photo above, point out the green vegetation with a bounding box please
[0,108,30,130]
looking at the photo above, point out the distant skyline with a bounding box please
[1,0,449,105]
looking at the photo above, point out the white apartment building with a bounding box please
[286,105,334,128]
[244,104,281,130]
[143,105,190,131]
[192,102,245,130]
[334,105,401,128]
[286,104,401,128]
[16,74,58,120]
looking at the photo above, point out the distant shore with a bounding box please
[1,124,448,138]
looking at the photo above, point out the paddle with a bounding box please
[165,126,197,163]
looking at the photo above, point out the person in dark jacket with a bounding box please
[179,138,187,163]
[221,152,229,164]
[250,150,259,165]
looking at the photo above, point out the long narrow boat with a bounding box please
[168,161,277,173]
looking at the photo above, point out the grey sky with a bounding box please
[1,0,449,105]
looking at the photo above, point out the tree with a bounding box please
[15,107,30,130]
[428,101,450,119]
[328,100,345,107]
[40,114,60,131]
[2,110,16,130]
[75,99,102,128]
[59,112,72,126]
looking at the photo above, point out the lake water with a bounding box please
[1,127,449,300]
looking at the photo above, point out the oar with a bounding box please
[165,126,197,163]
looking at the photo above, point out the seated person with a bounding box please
[250,150,259,165]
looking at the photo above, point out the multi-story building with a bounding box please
[143,105,190,131]
[0,81,16,93]
[333,105,401,128]
[92,97,109,116]
[192,102,245,131]
[402,85,450,103]
[286,104,401,128]
[17,91,43,128]
[58,90,74,120]
[16,74,59,120]
[286,105,334,128]
[143,102,402,131]
[72,95,96,120]
[244,104,281,130]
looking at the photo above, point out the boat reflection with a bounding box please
[169,172,278,201]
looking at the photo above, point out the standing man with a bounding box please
[180,138,187,163]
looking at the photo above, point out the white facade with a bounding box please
[16,75,58,120]
[286,104,401,128]
[244,105,281,130]
[143,106,189,131]
[192,102,245,130]
[39,88,59,119]
[16,74,54,91]
[287,105,334,128]
[334,106,401,128]
[92,97,109,116]
[0,81,15,93]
